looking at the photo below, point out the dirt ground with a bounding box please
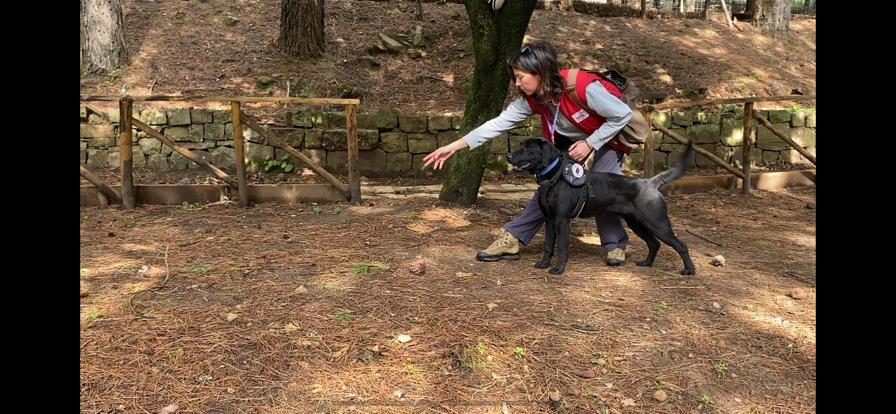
[79,1,816,115]
[80,185,816,413]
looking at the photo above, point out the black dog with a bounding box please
[506,138,696,276]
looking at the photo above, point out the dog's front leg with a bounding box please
[535,218,555,269]
[549,217,570,275]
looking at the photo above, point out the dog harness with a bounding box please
[537,155,594,219]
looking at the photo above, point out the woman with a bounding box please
[422,40,633,267]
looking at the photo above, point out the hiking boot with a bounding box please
[606,248,625,266]
[475,228,520,261]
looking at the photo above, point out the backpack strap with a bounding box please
[564,69,598,117]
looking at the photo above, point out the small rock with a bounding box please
[548,390,561,402]
[397,334,412,343]
[653,389,667,401]
[456,272,473,277]
[409,259,427,275]
[227,387,236,394]
[499,208,515,216]
[138,265,149,274]
[712,301,721,309]
[486,302,498,311]
[224,313,239,322]
[805,202,815,209]
[223,16,239,26]
[574,370,596,379]
[362,56,380,67]
[393,389,406,400]
[788,287,808,300]
[256,76,275,89]
[593,358,606,365]
[295,285,309,294]
[158,404,179,414]
[710,255,726,267]
[368,344,380,353]
[80,290,89,298]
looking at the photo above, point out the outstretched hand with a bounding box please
[422,146,456,170]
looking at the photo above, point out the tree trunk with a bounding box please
[802,0,814,14]
[438,0,537,205]
[745,0,758,18]
[704,0,712,20]
[80,0,128,74]
[276,0,325,58]
[641,0,648,19]
[753,0,791,39]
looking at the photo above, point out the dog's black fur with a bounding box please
[507,138,696,275]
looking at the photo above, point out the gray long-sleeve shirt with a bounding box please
[463,80,632,152]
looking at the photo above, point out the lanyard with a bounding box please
[544,103,560,143]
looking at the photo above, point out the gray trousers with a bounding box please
[503,144,629,251]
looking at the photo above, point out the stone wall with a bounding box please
[80,105,815,176]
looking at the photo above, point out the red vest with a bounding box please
[525,69,631,154]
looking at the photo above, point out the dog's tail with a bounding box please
[648,143,695,189]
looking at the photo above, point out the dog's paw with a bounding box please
[548,266,565,275]
[680,268,696,276]
[636,260,653,267]
[534,260,550,269]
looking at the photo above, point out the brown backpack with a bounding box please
[564,69,651,149]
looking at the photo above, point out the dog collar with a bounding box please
[540,156,561,176]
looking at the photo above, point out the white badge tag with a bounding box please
[571,109,590,123]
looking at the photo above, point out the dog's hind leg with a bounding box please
[549,217,571,275]
[624,217,660,267]
[644,220,696,275]
[535,218,556,269]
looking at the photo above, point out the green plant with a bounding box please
[713,361,728,378]
[404,364,421,376]
[263,154,295,173]
[171,201,200,212]
[86,308,105,321]
[699,393,714,405]
[184,265,210,274]
[459,343,491,371]
[513,347,526,359]
[351,261,389,275]
[333,309,355,321]
[657,300,669,314]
